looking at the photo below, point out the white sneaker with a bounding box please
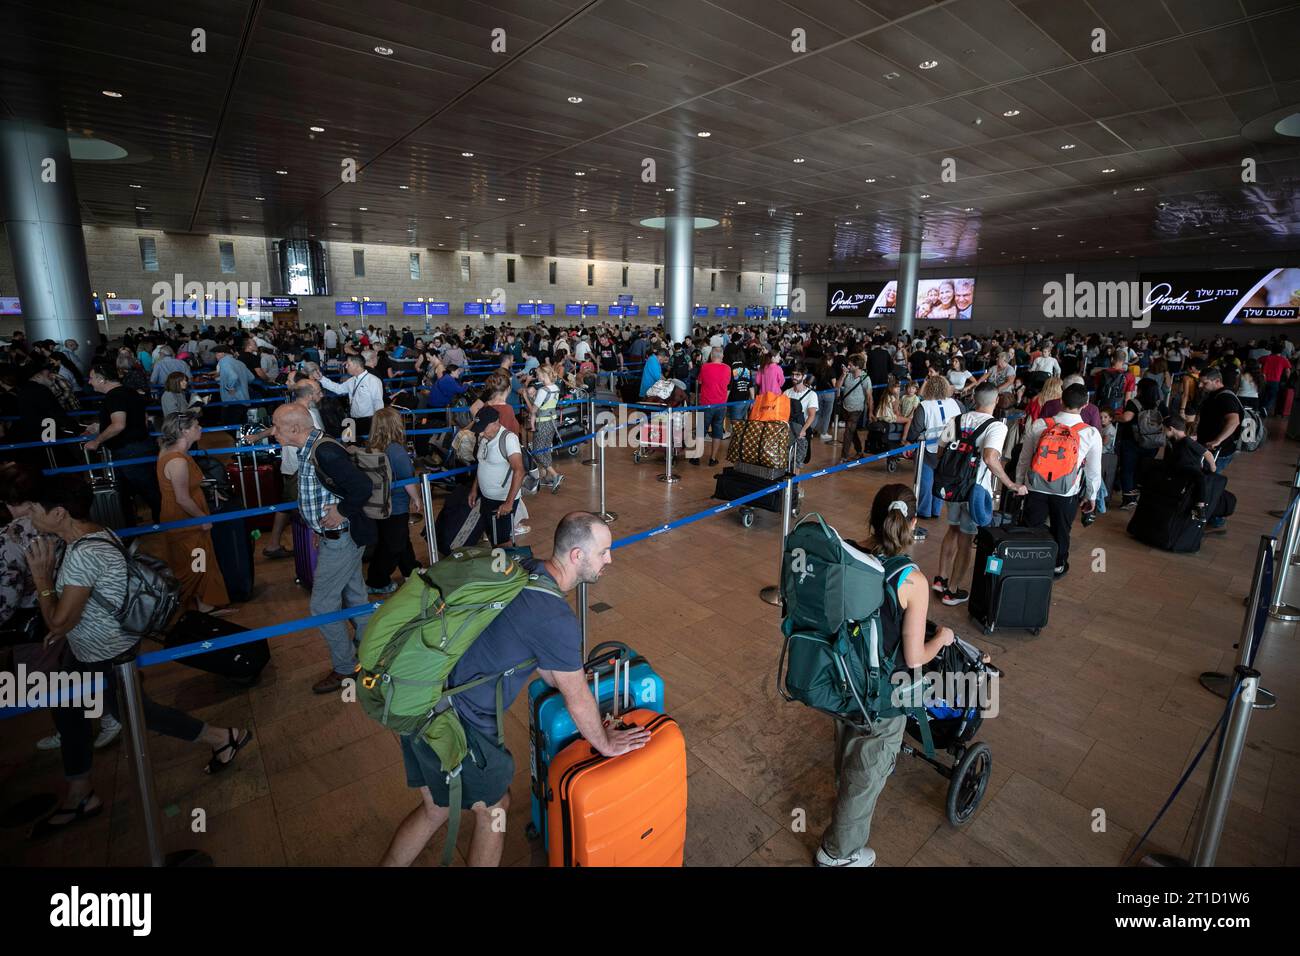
[36,732,61,751]
[815,845,876,867]
[95,715,122,750]
[820,433,833,442]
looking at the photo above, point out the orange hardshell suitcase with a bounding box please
[748,392,791,423]
[546,708,687,867]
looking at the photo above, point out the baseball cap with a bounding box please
[470,406,500,434]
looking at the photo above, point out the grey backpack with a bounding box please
[77,534,180,640]
[1135,407,1166,450]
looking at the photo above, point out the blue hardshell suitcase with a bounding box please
[526,641,666,848]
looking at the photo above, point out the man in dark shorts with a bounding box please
[380,512,650,867]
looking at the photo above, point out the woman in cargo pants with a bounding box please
[817,484,956,868]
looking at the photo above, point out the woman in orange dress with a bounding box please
[155,411,230,613]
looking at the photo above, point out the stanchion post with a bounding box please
[912,438,925,502]
[1201,535,1278,706]
[114,649,212,866]
[658,416,680,484]
[759,477,795,606]
[577,580,589,658]
[597,424,617,523]
[1268,485,1300,621]
[582,399,598,465]
[1191,667,1262,867]
[420,473,438,564]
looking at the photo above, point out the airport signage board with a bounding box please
[335,301,361,316]
[1139,269,1300,324]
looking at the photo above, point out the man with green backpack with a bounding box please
[376,512,650,867]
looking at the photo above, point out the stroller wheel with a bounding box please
[740,508,755,528]
[946,742,992,827]
[887,459,899,473]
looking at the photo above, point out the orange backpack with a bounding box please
[749,392,791,422]
[1029,418,1087,494]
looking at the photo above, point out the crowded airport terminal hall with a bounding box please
[0,0,1296,928]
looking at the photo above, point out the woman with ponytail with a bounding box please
[817,483,956,868]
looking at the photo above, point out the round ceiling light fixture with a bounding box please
[574,171,585,176]
[309,126,325,133]
[792,157,805,164]
[567,96,583,104]
[1101,167,1116,173]
[918,59,939,70]
[276,169,288,175]
[697,131,711,138]
[461,151,474,157]
[1002,109,1020,117]
[374,46,394,56]
[102,90,123,98]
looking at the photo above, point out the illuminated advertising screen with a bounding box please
[106,299,144,317]
[914,278,974,320]
[826,281,897,319]
[1139,269,1300,324]
[0,297,21,315]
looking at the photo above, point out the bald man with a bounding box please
[271,403,377,694]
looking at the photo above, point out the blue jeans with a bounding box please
[917,459,944,518]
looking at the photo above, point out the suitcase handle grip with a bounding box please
[585,641,632,667]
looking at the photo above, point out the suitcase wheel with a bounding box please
[741,509,755,528]
[633,450,643,464]
[1030,628,1041,636]
[887,459,899,473]
[566,444,580,458]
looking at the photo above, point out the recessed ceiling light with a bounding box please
[518,223,526,226]
[497,197,506,202]
[330,222,338,226]
[309,126,325,133]
[398,185,409,190]
[920,193,930,199]
[1057,234,1064,238]
[883,71,901,80]
[568,96,583,104]
[461,151,474,158]
[574,171,585,176]
[582,229,589,233]
[359,207,368,211]
[794,211,802,216]
[578,207,588,212]
[276,169,288,175]
[241,215,248,219]
[1031,226,1039,230]
[736,200,746,205]
[864,178,876,184]
[1133,186,1146,192]
[792,157,805,164]
[1002,109,1020,117]
[697,131,711,138]
[135,205,146,210]
[1101,167,1116,173]
[918,59,939,70]
[102,90,123,98]
[1060,144,1076,150]
[664,187,675,192]
[964,207,974,212]
[444,215,453,219]
[128,183,142,189]
[254,196,265,201]
[374,46,394,56]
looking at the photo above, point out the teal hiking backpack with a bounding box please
[776,513,933,754]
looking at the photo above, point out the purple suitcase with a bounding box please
[292,514,319,589]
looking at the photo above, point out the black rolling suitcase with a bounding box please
[1127,468,1230,553]
[165,611,270,686]
[969,526,1057,635]
[713,466,784,512]
[209,501,255,603]
[434,482,484,556]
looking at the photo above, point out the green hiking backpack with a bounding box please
[776,513,933,754]
[356,546,563,863]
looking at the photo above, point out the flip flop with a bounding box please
[29,791,102,840]
[205,729,253,775]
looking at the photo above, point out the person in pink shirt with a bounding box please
[696,347,732,466]
[756,352,785,396]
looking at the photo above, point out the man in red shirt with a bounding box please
[696,347,732,466]
[1259,345,1291,416]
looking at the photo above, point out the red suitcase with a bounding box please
[225,459,282,532]
[547,707,687,867]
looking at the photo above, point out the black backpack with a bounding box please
[1098,370,1127,411]
[933,415,996,503]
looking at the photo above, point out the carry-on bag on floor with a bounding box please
[209,500,255,603]
[86,447,127,530]
[968,526,1057,635]
[1126,468,1230,553]
[527,642,666,850]
[546,704,686,867]
[726,419,792,469]
[291,514,320,589]
[434,482,484,556]
[165,610,270,686]
[225,458,282,531]
[713,466,786,513]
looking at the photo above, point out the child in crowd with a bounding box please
[898,381,920,429]
[1164,415,1217,522]
[1083,408,1118,527]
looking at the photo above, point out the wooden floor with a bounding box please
[3,420,1298,868]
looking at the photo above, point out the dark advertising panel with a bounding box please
[825,281,897,319]
[1140,269,1300,324]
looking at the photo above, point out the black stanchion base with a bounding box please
[1140,853,1189,867]
[1198,671,1278,709]
[582,458,599,466]
[658,474,681,483]
[0,793,58,829]
[168,849,215,867]
[759,585,781,606]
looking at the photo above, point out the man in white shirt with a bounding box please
[1030,347,1061,378]
[1015,383,1102,578]
[783,368,819,475]
[574,335,592,364]
[312,353,385,438]
[324,325,338,357]
[933,383,1027,605]
[469,407,525,547]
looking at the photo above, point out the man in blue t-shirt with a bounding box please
[380,512,651,867]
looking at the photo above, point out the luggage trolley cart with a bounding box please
[631,404,686,465]
[713,439,801,528]
[896,628,999,826]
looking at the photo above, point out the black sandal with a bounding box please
[30,791,102,840]
[205,728,253,775]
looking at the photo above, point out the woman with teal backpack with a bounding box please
[816,483,955,868]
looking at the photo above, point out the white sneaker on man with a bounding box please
[35,714,121,752]
[815,845,876,868]
[35,732,61,751]
[820,433,833,442]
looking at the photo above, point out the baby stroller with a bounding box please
[896,628,999,826]
[865,420,907,473]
